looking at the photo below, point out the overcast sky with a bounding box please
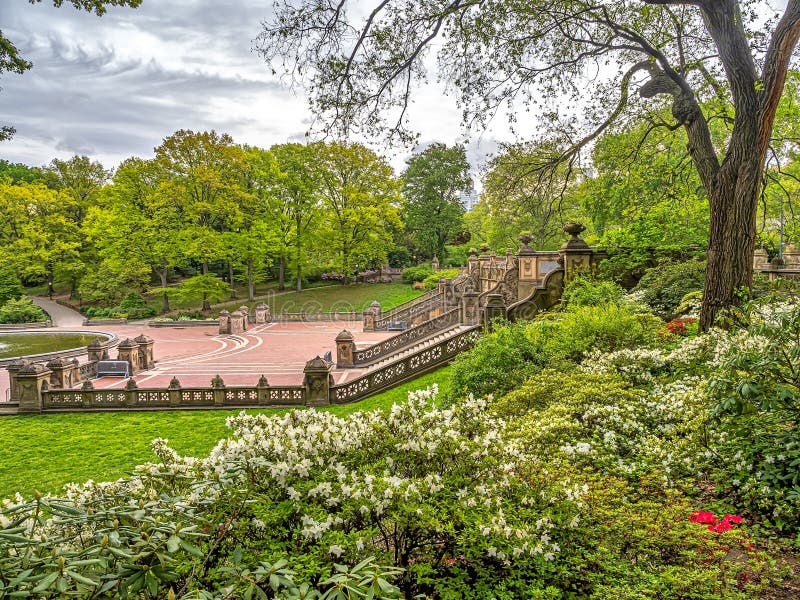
[0,0,508,178]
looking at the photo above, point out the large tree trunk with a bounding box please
[701,157,760,330]
[157,266,170,313]
[247,258,255,301]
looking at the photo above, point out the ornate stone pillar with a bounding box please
[363,300,381,331]
[87,339,109,362]
[303,356,333,406]
[16,363,51,414]
[335,330,356,367]
[753,248,769,270]
[461,285,480,326]
[168,377,181,407]
[46,356,77,389]
[116,338,140,374]
[6,359,30,403]
[559,222,593,283]
[219,310,231,334]
[239,305,250,329]
[431,256,440,271]
[230,310,245,334]
[211,374,226,406]
[134,334,155,370]
[257,374,270,404]
[255,303,270,324]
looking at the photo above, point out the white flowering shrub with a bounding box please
[0,387,586,598]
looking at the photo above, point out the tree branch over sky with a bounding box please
[257,0,800,329]
[0,0,142,140]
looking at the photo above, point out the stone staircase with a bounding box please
[365,324,474,372]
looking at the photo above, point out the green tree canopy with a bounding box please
[402,143,470,261]
[257,0,800,329]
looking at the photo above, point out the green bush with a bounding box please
[401,264,434,283]
[0,268,23,307]
[421,268,461,290]
[447,321,553,401]
[561,274,625,309]
[0,296,47,323]
[634,260,706,318]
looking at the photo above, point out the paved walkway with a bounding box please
[0,315,393,399]
[30,297,85,327]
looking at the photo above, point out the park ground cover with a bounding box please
[0,368,450,499]
[3,273,800,598]
[209,282,422,317]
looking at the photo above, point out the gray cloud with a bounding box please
[0,0,508,180]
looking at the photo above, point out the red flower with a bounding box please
[722,514,743,524]
[708,521,733,533]
[690,511,717,524]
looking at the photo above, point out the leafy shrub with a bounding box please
[401,264,433,283]
[561,274,625,309]
[0,296,47,323]
[634,260,706,318]
[118,292,146,311]
[447,321,552,400]
[0,267,23,306]
[543,304,662,363]
[421,268,461,290]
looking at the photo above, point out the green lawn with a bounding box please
[0,367,450,500]
[212,282,421,317]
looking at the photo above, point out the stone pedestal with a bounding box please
[257,374,270,404]
[255,303,270,324]
[484,294,506,331]
[363,301,381,331]
[16,363,51,414]
[116,338,141,374]
[219,310,231,335]
[46,356,78,389]
[230,311,245,335]
[6,359,30,403]
[168,377,181,406]
[87,339,109,362]
[134,334,155,370]
[559,223,593,282]
[335,330,356,367]
[753,248,769,270]
[239,306,250,329]
[784,243,800,267]
[303,356,333,406]
[431,256,440,271]
[461,289,480,326]
[211,374,226,406]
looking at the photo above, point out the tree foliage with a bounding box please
[402,143,470,260]
[256,0,800,330]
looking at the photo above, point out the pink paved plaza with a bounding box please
[1,321,393,396]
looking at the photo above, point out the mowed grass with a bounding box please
[217,282,421,316]
[0,367,450,500]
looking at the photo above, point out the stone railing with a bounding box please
[375,290,445,330]
[353,308,460,366]
[333,325,481,404]
[271,311,363,323]
[0,321,52,330]
[148,320,218,328]
[41,382,306,411]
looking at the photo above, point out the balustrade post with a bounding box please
[6,359,29,403]
[461,286,480,326]
[303,356,333,406]
[16,363,51,414]
[211,374,226,405]
[257,374,270,404]
[335,330,356,368]
[135,334,155,370]
[559,223,594,283]
[87,339,109,362]
[117,338,141,374]
[255,303,270,324]
[125,378,138,406]
[168,377,181,406]
[363,300,381,331]
[219,310,231,334]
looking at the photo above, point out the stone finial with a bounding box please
[46,356,72,369]
[18,362,50,376]
[335,329,355,342]
[168,377,181,389]
[561,222,590,250]
[81,379,94,391]
[220,309,230,316]
[304,355,330,370]
[134,334,153,344]
[257,374,269,387]
[88,339,105,349]
[479,244,491,256]
[117,338,138,349]
[125,378,138,390]
[211,374,225,389]
[468,247,478,257]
